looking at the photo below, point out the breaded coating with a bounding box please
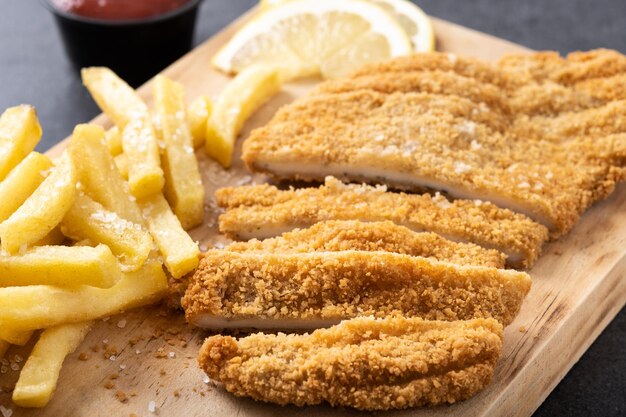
[182,250,531,329]
[225,220,506,268]
[199,316,504,410]
[216,177,548,268]
[242,50,626,238]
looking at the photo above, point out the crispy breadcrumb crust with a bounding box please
[182,250,531,328]
[242,50,626,238]
[225,220,506,268]
[216,177,547,268]
[199,316,504,410]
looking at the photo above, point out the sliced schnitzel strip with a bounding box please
[243,50,626,238]
[225,220,506,268]
[216,177,548,268]
[199,316,503,410]
[182,250,531,329]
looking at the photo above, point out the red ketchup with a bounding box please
[52,0,192,20]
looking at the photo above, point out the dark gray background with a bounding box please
[0,0,624,415]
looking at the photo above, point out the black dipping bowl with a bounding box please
[42,0,201,87]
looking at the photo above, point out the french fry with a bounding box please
[0,340,9,358]
[68,124,143,225]
[188,95,212,149]
[0,258,167,333]
[81,67,164,198]
[0,244,121,288]
[12,322,92,408]
[153,75,205,229]
[0,152,53,223]
[0,329,32,346]
[139,193,199,278]
[0,105,42,181]
[34,226,65,246]
[205,65,282,167]
[114,153,129,179]
[121,113,165,198]
[61,194,152,271]
[0,154,76,254]
[105,126,122,156]
[81,67,146,128]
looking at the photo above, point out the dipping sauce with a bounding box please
[52,0,192,20]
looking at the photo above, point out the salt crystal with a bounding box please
[117,319,127,329]
[470,140,482,150]
[103,339,109,344]
[102,317,110,322]
[119,364,126,370]
[136,349,142,355]
[454,161,472,174]
[546,171,554,180]
[0,405,13,417]
[148,400,156,413]
[109,355,116,361]
[518,182,530,189]
[457,121,476,135]
[202,375,210,384]
[168,352,176,358]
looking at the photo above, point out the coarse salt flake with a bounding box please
[148,400,156,413]
[454,161,472,174]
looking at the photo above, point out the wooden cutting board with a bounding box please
[1,7,625,417]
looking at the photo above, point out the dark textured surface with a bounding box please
[0,0,624,415]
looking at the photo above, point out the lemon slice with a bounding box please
[260,0,435,52]
[368,0,435,51]
[213,0,412,79]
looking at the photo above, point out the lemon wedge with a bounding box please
[205,64,282,168]
[260,0,435,53]
[213,0,412,79]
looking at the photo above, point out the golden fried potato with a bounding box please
[105,126,122,156]
[0,152,53,223]
[0,105,42,181]
[0,340,9,358]
[81,67,163,198]
[0,258,167,333]
[61,193,152,271]
[153,75,205,229]
[114,153,129,179]
[68,124,144,225]
[188,95,212,149]
[12,321,92,408]
[0,329,32,346]
[121,114,165,198]
[0,154,76,254]
[81,67,146,128]
[0,244,121,288]
[139,193,199,278]
[206,65,282,167]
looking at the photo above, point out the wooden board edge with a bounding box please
[486,254,626,417]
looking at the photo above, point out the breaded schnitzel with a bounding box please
[225,219,506,268]
[216,177,548,268]
[182,250,531,329]
[242,49,626,238]
[199,316,503,410]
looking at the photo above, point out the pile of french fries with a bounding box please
[0,70,227,408]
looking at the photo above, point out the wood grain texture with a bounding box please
[0,8,624,417]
